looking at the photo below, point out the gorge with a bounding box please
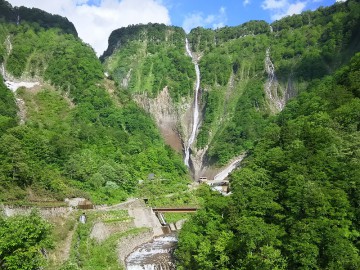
[0,0,359,269]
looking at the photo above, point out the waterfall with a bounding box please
[264,48,285,111]
[184,38,201,167]
[213,154,246,181]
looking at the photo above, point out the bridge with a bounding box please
[152,207,198,213]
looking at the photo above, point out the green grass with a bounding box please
[94,210,131,223]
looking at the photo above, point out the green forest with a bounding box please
[0,0,189,206]
[191,0,360,165]
[0,0,359,269]
[175,52,360,269]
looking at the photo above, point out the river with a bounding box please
[126,233,178,270]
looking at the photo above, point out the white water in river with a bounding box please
[184,38,200,167]
[126,234,177,270]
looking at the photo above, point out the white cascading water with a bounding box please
[264,48,285,111]
[126,234,177,270]
[184,38,201,167]
[213,154,246,181]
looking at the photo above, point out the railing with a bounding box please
[152,207,198,213]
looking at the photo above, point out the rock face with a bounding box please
[264,48,286,113]
[134,85,208,178]
[134,87,187,153]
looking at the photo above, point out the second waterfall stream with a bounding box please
[184,38,201,167]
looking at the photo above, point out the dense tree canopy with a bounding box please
[0,211,52,270]
[176,52,360,270]
[0,17,189,204]
[189,0,360,165]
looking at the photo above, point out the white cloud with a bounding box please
[262,0,288,10]
[261,0,307,21]
[8,0,171,56]
[272,2,307,20]
[243,0,251,6]
[182,6,227,33]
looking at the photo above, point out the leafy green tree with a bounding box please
[0,211,52,270]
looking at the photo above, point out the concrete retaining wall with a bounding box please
[1,205,74,219]
[117,229,154,267]
[90,220,134,242]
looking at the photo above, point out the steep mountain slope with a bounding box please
[175,50,360,270]
[0,0,77,36]
[191,0,359,167]
[0,1,189,204]
[101,0,360,180]
[102,24,198,171]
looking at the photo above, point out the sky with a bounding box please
[7,0,340,56]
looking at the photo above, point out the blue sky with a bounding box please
[165,0,337,32]
[8,0,339,55]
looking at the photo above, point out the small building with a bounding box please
[78,199,93,210]
[199,176,207,183]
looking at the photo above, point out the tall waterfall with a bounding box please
[264,48,285,111]
[184,38,201,167]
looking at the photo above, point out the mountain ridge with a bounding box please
[102,0,359,178]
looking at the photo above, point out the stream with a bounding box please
[184,38,201,167]
[126,233,177,270]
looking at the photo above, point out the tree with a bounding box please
[0,210,52,270]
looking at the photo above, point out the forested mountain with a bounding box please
[0,0,188,204]
[190,0,359,165]
[102,0,360,181]
[0,0,359,268]
[0,0,77,36]
[176,52,360,269]
[172,1,360,269]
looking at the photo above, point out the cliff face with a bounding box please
[133,87,184,153]
[101,1,360,179]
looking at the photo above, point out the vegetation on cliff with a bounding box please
[0,3,189,205]
[175,47,360,270]
[0,0,359,269]
[102,0,359,167]
[0,0,77,36]
[102,23,195,101]
[190,0,360,165]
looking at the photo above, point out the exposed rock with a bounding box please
[121,68,132,88]
[134,87,185,152]
[264,48,286,113]
[15,97,26,125]
[175,219,186,230]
